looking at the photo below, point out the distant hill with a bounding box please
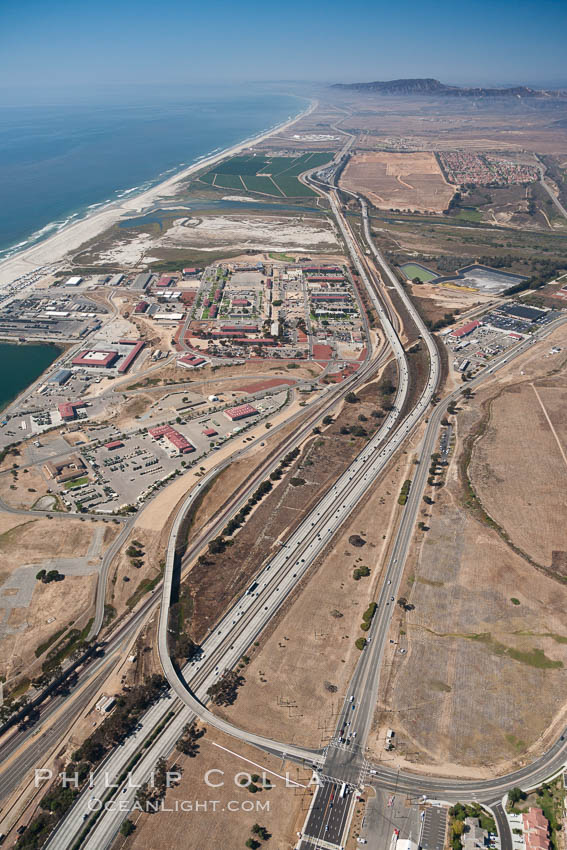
[331,78,566,98]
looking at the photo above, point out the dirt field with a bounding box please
[410,282,491,327]
[370,324,567,775]
[341,152,454,212]
[113,727,313,850]
[0,515,117,681]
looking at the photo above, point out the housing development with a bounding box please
[1,78,567,850]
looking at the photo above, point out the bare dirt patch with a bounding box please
[0,514,115,680]
[341,152,454,212]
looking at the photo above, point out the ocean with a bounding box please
[0,89,304,262]
[0,342,62,413]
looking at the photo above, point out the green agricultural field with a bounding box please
[274,176,317,197]
[214,155,268,175]
[241,175,284,196]
[213,173,244,190]
[198,152,332,198]
[400,262,438,282]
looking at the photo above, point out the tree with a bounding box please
[508,787,526,805]
[120,820,136,836]
[345,392,359,403]
[176,721,204,757]
[251,824,271,840]
[245,840,261,850]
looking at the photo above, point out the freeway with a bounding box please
[45,141,427,846]
[38,154,567,850]
[536,161,567,221]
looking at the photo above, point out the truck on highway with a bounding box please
[339,782,347,798]
[247,582,259,595]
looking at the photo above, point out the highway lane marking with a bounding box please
[210,741,309,787]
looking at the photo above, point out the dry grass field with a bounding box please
[370,325,567,774]
[114,727,313,850]
[217,435,418,748]
[341,152,454,212]
[0,464,52,509]
[470,379,567,567]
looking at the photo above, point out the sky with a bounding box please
[1,0,566,102]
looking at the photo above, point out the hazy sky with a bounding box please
[2,0,566,99]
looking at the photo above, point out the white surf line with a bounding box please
[210,741,309,788]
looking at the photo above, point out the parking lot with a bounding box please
[61,389,289,512]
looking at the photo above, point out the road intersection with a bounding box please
[38,153,567,850]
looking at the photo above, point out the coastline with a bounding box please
[0,98,316,287]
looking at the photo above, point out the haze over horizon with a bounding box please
[1,0,566,104]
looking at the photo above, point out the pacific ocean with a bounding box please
[0,88,304,261]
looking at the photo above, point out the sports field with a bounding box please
[198,152,332,197]
[399,262,438,282]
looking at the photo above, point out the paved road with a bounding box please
[37,162,567,850]
[536,162,567,220]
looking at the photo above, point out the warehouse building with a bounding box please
[148,425,195,454]
[132,273,152,291]
[48,368,72,386]
[72,349,119,368]
[450,320,482,340]
[224,403,259,421]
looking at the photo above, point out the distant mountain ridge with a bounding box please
[331,78,566,98]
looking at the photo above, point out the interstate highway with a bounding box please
[43,173,567,849]
[47,146,431,846]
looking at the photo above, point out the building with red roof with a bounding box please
[118,341,145,374]
[523,808,550,850]
[202,427,218,437]
[224,403,259,421]
[58,401,86,421]
[178,354,207,368]
[72,350,118,368]
[232,298,250,307]
[148,425,194,454]
[156,275,174,288]
[220,325,257,333]
[450,320,482,339]
[105,440,124,450]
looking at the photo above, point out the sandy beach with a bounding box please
[0,99,316,287]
